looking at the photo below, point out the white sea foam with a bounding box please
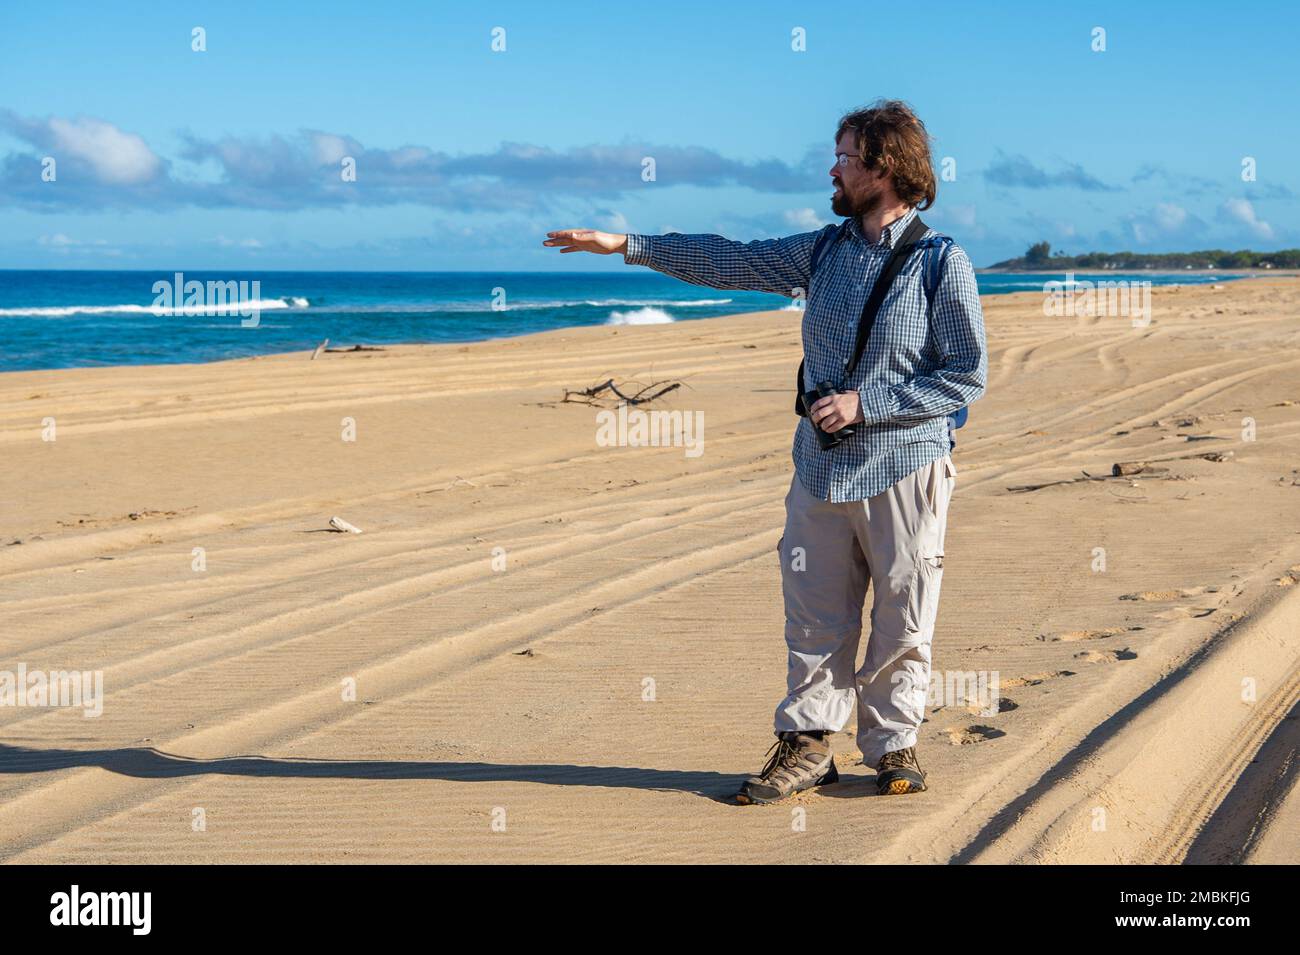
[0,296,727,319]
[0,297,309,317]
[604,306,676,325]
[583,298,731,308]
[489,297,730,312]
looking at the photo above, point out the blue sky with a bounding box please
[1,0,1296,270]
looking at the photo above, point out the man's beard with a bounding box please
[831,181,883,219]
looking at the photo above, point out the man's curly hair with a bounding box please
[837,99,937,210]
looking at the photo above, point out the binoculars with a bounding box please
[798,380,856,450]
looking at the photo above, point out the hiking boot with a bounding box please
[735,731,838,805]
[875,746,927,795]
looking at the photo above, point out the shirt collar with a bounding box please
[847,206,918,249]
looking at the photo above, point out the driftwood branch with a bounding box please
[310,340,386,358]
[1008,473,1113,493]
[561,377,683,407]
[1110,450,1234,474]
[1007,451,1233,493]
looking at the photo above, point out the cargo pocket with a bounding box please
[902,553,945,642]
[921,460,941,519]
[918,456,957,524]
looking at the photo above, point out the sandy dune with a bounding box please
[3,278,1299,864]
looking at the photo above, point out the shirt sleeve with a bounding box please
[623,230,823,297]
[856,245,988,426]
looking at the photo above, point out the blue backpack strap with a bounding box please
[919,232,954,305]
[918,232,969,446]
[809,221,846,278]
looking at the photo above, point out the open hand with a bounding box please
[543,229,628,255]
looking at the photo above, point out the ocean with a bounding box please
[0,269,1236,372]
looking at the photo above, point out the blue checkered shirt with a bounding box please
[623,207,987,502]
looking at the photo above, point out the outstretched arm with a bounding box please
[544,227,821,297]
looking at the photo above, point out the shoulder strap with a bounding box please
[843,215,928,379]
[809,221,845,278]
[915,234,971,435]
[920,234,953,305]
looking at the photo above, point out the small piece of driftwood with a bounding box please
[311,339,329,360]
[1008,451,1234,492]
[1007,473,1113,493]
[324,344,386,353]
[1111,450,1234,475]
[562,377,682,406]
[1111,462,1171,477]
[328,516,363,534]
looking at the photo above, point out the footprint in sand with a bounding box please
[1072,647,1138,664]
[1119,585,1219,601]
[1154,605,1219,620]
[1120,585,1229,620]
[964,696,1018,716]
[1001,670,1075,687]
[945,725,1007,746]
[1274,565,1300,587]
[1041,626,1143,642]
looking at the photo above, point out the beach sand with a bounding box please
[2,278,1299,864]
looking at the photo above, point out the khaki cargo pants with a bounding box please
[774,455,956,765]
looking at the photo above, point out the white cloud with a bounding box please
[3,112,818,212]
[1153,202,1187,231]
[46,116,162,185]
[933,204,978,229]
[782,207,828,231]
[1129,203,1197,244]
[35,233,118,256]
[595,209,630,232]
[1219,198,1274,240]
[309,132,354,166]
[38,232,77,247]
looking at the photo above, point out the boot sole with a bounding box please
[735,760,838,805]
[878,774,927,796]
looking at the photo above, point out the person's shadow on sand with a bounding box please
[0,742,763,803]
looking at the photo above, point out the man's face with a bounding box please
[830,130,888,218]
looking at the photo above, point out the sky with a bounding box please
[1,0,1296,270]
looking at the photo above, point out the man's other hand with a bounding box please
[543,229,628,255]
[809,391,864,432]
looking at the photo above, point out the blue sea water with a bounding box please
[0,269,1238,372]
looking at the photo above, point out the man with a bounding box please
[543,99,987,802]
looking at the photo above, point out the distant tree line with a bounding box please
[991,241,1300,270]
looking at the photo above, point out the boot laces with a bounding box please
[758,735,803,780]
[879,748,918,772]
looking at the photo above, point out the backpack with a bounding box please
[797,218,969,444]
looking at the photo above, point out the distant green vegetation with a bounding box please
[992,241,1300,271]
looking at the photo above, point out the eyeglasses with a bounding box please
[833,152,859,168]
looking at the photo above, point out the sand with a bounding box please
[2,278,1299,864]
